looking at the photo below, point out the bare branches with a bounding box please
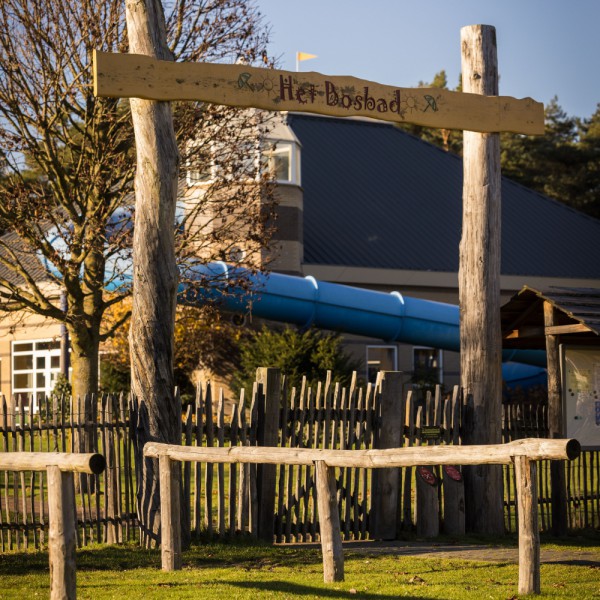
[0,0,275,394]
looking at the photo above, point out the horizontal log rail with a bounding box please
[0,451,106,474]
[144,438,580,594]
[144,438,580,467]
[0,453,107,600]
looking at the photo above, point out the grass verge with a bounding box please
[0,538,598,599]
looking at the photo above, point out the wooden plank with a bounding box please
[204,383,214,535]
[217,391,226,536]
[93,51,544,135]
[311,381,323,542]
[228,403,238,537]
[294,379,307,541]
[414,405,439,538]
[442,386,465,536]
[303,385,315,541]
[248,383,259,536]
[344,381,357,540]
[193,385,203,536]
[402,390,415,530]
[255,368,281,543]
[236,391,249,534]
[182,401,193,545]
[370,372,404,539]
[18,399,28,549]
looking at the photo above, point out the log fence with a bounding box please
[144,437,580,595]
[0,451,106,600]
[0,370,599,551]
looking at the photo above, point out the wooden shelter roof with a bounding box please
[501,286,600,350]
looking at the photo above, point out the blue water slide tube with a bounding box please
[180,262,547,387]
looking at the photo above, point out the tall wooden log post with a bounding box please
[125,0,181,547]
[544,301,568,535]
[459,25,504,534]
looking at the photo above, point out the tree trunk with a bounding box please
[459,24,504,535]
[125,0,181,547]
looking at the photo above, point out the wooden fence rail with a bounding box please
[145,438,580,595]
[0,452,106,600]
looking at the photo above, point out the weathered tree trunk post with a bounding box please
[47,465,77,600]
[159,454,182,570]
[459,24,505,535]
[514,455,541,594]
[125,0,181,547]
[255,367,281,542]
[315,460,344,582]
[371,371,404,540]
[544,302,568,536]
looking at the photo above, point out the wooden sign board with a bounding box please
[93,51,544,135]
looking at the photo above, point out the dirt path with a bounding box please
[286,540,600,566]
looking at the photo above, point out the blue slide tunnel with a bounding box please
[181,262,548,388]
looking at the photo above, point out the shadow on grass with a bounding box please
[226,580,437,599]
[0,541,318,576]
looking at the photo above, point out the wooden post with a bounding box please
[459,24,504,535]
[514,456,541,595]
[255,368,281,542]
[47,465,77,600]
[125,0,181,547]
[159,454,182,571]
[371,372,404,539]
[315,460,344,582]
[544,301,568,536]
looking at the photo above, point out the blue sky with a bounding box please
[255,0,600,120]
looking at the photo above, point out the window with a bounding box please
[12,339,62,412]
[186,139,259,186]
[261,141,301,184]
[187,138,301,186]
[412,347,443,389]
[186,160,212,185]
[366,345,398,383]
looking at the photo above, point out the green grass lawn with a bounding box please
[0,539,599,599]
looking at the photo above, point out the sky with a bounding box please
[255,0,600,120]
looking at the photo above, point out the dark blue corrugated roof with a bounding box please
[287,114,600,279]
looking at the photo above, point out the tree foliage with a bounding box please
[230,325,363,398]
[0,0,276,398]
[101,301,244,397]
[501,99,600,218]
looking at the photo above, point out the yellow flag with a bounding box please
[297,52,317,62]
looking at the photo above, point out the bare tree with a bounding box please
[0,0,275,409]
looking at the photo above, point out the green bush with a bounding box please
[230,326,362,398]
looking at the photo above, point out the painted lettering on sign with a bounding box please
[268,74,436,118]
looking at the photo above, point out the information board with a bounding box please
[562,345,600,448]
